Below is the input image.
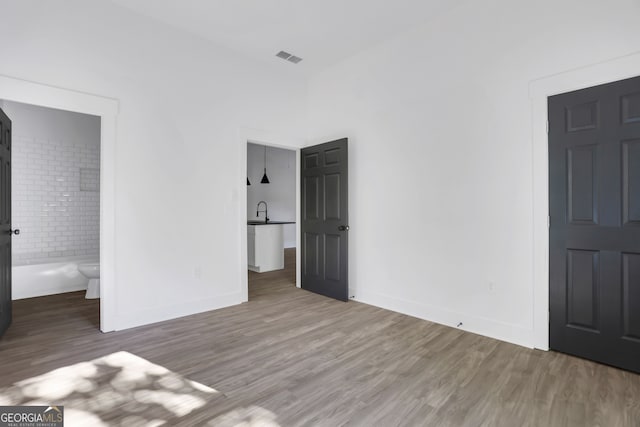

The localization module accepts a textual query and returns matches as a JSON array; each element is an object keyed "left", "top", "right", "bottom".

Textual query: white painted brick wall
[{"left": 5, "top": 102, "right": 101, "bottom": 265}]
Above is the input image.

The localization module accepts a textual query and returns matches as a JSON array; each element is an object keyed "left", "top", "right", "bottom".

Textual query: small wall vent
[{"left": 276, "top": 50, "right": 303, "bottom": 64}]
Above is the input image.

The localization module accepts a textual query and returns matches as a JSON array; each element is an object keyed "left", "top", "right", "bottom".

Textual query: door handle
[{"left": 338, "top": 225, "right": 349, "bottom": 231}]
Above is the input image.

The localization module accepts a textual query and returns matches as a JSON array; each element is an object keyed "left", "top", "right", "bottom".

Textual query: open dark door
[
  {"left": 0, "top": 108, "right": 12, "bottom": 337},
  {"left": 549, "top": 75, "right": 640, "bottom": 373},
  {"left": 301, "top": 138, "right": 349, "bottom": 301}
]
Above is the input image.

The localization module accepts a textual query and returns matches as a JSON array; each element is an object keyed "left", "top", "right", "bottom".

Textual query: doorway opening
[
  {"left": 0, "top": 74, "right": 117, "bottom": 333},
  {"left": 246, "top": 142, "right": 298, "bottom": 300},
  {"left": 239, "top": 132, "right": 350, "bottom": 304},
  {"left": 1, "top": 100, "right": 102, "bottom": 331}
]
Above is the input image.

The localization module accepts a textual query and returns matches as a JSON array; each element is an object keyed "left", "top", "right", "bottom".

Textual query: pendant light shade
[
  {"left": 261, "top": 146, "right": 270, "bottom": 184},
  {"left": 247, "top": 177, "right": 251, "bottom": 185}
]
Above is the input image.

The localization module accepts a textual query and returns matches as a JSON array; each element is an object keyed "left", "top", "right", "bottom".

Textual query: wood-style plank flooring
[{"left": 1, "top": 249, "right": 639, "bottom": 426}]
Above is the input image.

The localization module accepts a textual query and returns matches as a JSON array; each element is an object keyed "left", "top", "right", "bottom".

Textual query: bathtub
[{"left": 12, "top": 256, "right": 99, "bottom": 300}]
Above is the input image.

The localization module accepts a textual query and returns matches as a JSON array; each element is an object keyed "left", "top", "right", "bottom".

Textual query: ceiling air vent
[{"left": 275, "top": 50, "right": 303, "bottom": 64}]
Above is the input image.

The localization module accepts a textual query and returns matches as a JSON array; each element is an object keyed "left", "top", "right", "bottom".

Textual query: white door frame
[
  {"left": 238, "top": 128, "right": 305, "bottom": 301},
  {"left": 530, "top": 51, "right": 640, "bottom": 350},
  {"left": 0, "top": 74, "right": 118, "bottom": 332}
]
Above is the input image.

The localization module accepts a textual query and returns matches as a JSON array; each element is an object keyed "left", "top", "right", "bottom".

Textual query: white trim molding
[
  {"left": 355, "top": 290, "right": 534, "bottom": 349},
  {"left": 529, "top": 52, "right": 640, "bottom": 350},
  {"left": 115, "top": 292, "right": 243, "bottom": 331},
  {"left": 0, "top": 74, "right": 119, "bottom": 332}
]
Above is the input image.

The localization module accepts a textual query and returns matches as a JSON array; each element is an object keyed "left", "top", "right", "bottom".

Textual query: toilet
[{"left": 78, "top": 262, "right": 100, "bottom": 299}]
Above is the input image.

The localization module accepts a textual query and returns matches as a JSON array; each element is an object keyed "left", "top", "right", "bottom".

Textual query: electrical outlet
[{"left": 488, "top": 281, "right": 496, "bottom": 293}]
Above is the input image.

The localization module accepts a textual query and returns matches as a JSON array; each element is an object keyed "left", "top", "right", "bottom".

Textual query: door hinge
[
  {"left": 547, "top": 215, "right": 550, "bottom": 229},
  {"left": 546, "top": 120, "right": 549, "bottom": 134}
]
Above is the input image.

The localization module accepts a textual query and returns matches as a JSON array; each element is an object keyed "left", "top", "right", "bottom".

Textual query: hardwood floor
[{"left": 1, "top": 248, "right": 639, "bottom": 426}]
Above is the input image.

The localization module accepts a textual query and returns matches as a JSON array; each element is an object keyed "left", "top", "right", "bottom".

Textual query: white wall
[
  {"left": 5, "top": 0, "right": 639, "bottom": 344},
  {"left": 0, "top": 0, "right": 307, "bottom": 329},
  {"left": 247, "top": 143, "right": 296, "bottom": 247},
  {"left": 3, "top": 101, "right": 101, "bottom": 266},
  {"left": 307, "top": 0, "right": 640, "bottom": 348}
]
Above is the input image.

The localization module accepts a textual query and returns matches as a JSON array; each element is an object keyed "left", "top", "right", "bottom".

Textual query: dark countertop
[{"left": 247, "top": 221, "right": 296, "bottom": 225}]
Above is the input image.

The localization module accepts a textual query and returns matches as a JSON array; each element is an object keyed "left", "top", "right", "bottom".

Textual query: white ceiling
[{"left": 109, "top": 0, "right": 461, "bottom": 73}]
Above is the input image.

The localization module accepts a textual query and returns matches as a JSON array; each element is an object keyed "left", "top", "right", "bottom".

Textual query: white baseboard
[
  {"left": 114, "top": 292, "right": 243, "bottom": 331},
  {"left": 353, "top": 290, "right": 535, "bottom": 349}
]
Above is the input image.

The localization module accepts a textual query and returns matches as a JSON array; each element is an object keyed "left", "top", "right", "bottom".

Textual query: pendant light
[{"left": 260, "top": 145, "right": 270, "bottom": 184}]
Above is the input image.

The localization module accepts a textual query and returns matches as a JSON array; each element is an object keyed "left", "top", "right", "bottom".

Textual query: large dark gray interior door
[
  {"left": 301, "top": 138, "right": 349, "bottom": 301},
  {"left": 549, "top": 75, "right": 640, "bottom": 373},
  {"left": 0, "top": 108, "right": 12, "bottom": 337}
]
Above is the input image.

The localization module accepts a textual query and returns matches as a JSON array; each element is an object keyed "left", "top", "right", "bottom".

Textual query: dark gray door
[
  {"left": 301, "top": 138, "right": 349, "bottom": 301},
  {"left": 0, "top": 108, "right": 12, "bottom": 337},
  {"left": 549, "top": 75, "right": 640, "bottom": 373}
]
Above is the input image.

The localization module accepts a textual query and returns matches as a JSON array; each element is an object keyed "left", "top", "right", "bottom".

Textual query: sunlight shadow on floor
[
  {"left": 208, "top": 405, "right": 281, "bottom": 427},
  {"left": 0, "top": 351, "right": 221, "bottom": 426}
]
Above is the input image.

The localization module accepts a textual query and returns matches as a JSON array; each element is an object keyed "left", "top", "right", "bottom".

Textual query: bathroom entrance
[
  {"left": 0, "top": 100, "right": 102, "bottom": 336},
  {"left": 246, "top": 142, "right": 298, "bottom": 299}
]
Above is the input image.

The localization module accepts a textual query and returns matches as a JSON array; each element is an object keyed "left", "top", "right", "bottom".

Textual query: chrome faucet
[{"left": 256, "top": 201, "right": 269, "bottom": 223}]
